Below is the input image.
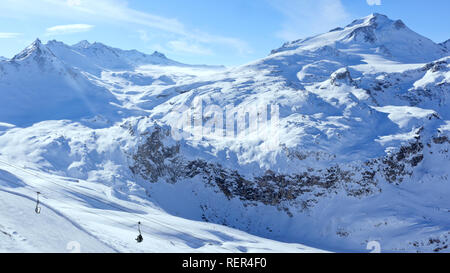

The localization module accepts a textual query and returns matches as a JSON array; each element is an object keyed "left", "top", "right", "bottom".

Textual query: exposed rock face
[
  {"left": 330, "top": 68, "right": 354, "bottom": 86},
  {"left": 130, "top": 125, "right": 438, "bottom": 216},
  {"left": 394, "top": 20, "right": 406, "bottom": 30},
  {"left": 354, "top": 57, "right": 450, "bottom": 110},
  {"left": 130, "top": 126, "right": 182, "bottom": 183},
  {"left": 347, "top": 25, "right": 377, "bottom": 43}
]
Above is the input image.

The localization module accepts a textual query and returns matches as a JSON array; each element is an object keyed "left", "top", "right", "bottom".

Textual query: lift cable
[{"left": 0, "top": 158, "right": 201, "bottom": 241}]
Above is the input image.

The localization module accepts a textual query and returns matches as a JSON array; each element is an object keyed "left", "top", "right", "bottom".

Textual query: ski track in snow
[{"left": 0, "top": 161, "right": 324, "bottom": 253}]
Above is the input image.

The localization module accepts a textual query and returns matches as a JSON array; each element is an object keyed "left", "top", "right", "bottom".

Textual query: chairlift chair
[
  {"left": 35, "top": 192, "right": 41, "bottom": 214},
  {"left": 136, "top": 221, "right": 143, "bottom": 243}
]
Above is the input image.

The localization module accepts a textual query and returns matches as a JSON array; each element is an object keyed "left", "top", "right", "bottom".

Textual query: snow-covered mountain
[
  {"left": 46, "top": 40, "right": 224, "bottom": 76},
  {"left": 0, "top": 14, "right": 449, "bottom": 253},
  {"left": 0, "top": 39, "right": 224, "bottom": 126},
  {"left": 46, "top": 40, "right": 185, "bottom": 75},
  {"left": 271, "top": 13, "right": 447, "bottom": 63},
  {"left": 125, "top": 14, "right": 450, "bottom": 252},
  {"left": 0, "top": 39, "right": 127, "bottom": 126}
]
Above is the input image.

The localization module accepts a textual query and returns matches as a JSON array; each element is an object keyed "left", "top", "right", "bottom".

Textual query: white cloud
[
  {"left": 0, "top": 33, "right": 21, "bottom": 39},
  {"left": 45, "top": 24, "right": 94, "bottom": 35},
  {"left": 167, "top": 40, "right": 214, "bottom": 56},
  {"left": 366, "top": 0, "right": 382, "bottom": 6},
  {"left": 269, "top": 0, "right": 350, "bottom": 41},
  {"left": 0, "top": 0, "right": 250, "bottom": 55}
]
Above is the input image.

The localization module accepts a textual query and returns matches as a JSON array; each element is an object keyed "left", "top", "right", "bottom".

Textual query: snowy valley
[{"left": 0, "top": 13, "right": 449, "bottom": 253}]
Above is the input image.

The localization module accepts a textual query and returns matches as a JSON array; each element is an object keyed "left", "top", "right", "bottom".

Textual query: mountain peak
[
  {"left": 73, "top": 40, "right": 92, "bottom": 48},
  {"left": 91, "top": 41, "right": 107, "bottom": 47},
  {"left": 270, "top": 13, "right": 445, "bottom": 63},
  {"left": 27, "top": 38, "right": 45, "bottom": 51},
  {"left": 344, "top": 13, "right": 408, "bottom": 43},
  {"left": 31, "top": 38, "right": 42, "bottom": 46},
  {"left": 367, "top": 12, "right": 389, "bottom": 21},
  {"left": 41, "top": 39, "right": 186, "bottom": 73},
  {"left": 12, "top": 38, "right": 56, "bottom": 61},
  {"left": 47, "top": 40, "right": 67, "bottom": 47},
  {"left": 345, "top": 13, "right": 390, "bottom": 28},
  {"left": 151, "top": 51, "right": 167, "bottom": 59},
  {"left": 367, "top": 13, "right": 406, "bottom": 29}
]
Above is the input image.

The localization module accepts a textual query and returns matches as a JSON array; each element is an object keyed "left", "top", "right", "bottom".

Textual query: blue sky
[{"left": 0, "top": 0, "right": 449, "bottom": 66}]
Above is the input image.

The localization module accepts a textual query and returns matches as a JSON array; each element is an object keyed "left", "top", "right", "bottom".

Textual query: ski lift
[
  {"left": 136, "top": 221, "right": 143, "bottom": 243},
  {"left": 35, "top": 192, "right": 41, "bottom": 214}
]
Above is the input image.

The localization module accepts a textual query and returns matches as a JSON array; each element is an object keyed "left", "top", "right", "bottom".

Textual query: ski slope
[{"left": 0, "top": 158, "right": 324, "bottom": 253}]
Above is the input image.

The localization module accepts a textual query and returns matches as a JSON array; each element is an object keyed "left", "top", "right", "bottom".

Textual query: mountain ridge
[
  {"left": 0, "top": 38, "right": 127, "bottom": 125},
  {"left": 441, "top": 39, "right": 450, "bottom": 51},
  {"left": 46, "top": 39, "right": 224, "bottom": 74},
  {"left": 46, "top": 39, "right": 181, "bottom": 74},
  {"left": 270, "top": 13, "right": 448, "bottom": 63}
]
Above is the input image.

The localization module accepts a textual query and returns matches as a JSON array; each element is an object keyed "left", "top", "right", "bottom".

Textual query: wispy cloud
[
  {"left": 168, "top": 40, "right": 214, "bottom": 56},
  {"left": 0, "top": 32, "right": 21, "bottom": 39},
  {"left": 45, "top": 24, "right": 94, "bottom": 35},
  {"left": 269, "top": 0, "right": 350, "bottom": 41},
  {"left": 0, "top": 0, "right": 250, "bottom": 56},
  {"left": 366, "top": 0, "right": 382, "bottom": 6}
]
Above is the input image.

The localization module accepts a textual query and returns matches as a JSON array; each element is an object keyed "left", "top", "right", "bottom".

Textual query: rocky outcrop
[
  {"left": 330, "top": 67, "right": 354, "bottom": 86},
  {"left": 130, "top": 125, "right": 440, "bottom": 216}
]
